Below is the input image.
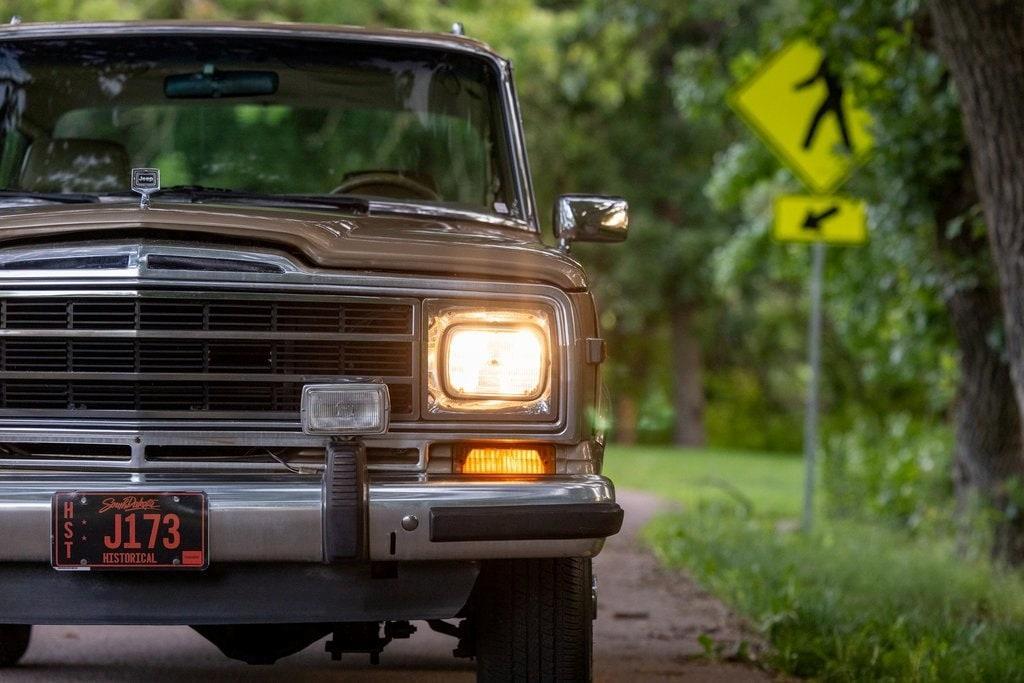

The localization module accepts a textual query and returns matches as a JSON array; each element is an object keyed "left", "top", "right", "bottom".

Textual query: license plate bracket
[{"left": 52, "top": 491, "right": 208, "bottom": 570}]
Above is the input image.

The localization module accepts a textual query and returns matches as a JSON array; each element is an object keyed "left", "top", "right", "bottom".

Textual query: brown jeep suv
[{"left": 0, "top": 20, "right": 627, "bottom": 681}]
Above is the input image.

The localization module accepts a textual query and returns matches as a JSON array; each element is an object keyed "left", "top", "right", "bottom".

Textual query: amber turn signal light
[{"left": 454, "top": 444, "right": 555, "bottom": 475}]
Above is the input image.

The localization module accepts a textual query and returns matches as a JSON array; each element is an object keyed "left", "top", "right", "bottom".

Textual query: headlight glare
[{"left": 444, "top": 325, "right": 546, "bottom": 399}]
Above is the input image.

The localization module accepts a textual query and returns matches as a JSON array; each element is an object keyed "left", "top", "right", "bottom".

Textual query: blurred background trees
[{"left": 5, "top": 0, "right": 1023, "bottom": 558}]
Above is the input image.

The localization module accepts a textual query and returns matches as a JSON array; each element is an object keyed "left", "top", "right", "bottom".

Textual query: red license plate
[{"left": 52, "top": 491, "right": 208, "bottom": 570}]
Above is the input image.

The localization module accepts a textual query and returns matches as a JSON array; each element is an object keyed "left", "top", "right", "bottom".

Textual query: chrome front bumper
[{"left": 0, "top": 473, "right": 620, "bottom": 563}]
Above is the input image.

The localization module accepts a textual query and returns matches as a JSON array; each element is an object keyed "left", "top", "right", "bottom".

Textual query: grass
[
  {"left": 607, "top": 444, "right": 1024, "bottom": 681},
  {"left": 603, "top": 444, "right": 805, "bottom": 518}
]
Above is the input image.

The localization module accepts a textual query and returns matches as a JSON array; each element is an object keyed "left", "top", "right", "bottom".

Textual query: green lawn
[
  {"left": 607, "top": 444, "right": 1024, "bottom": 681},
  {"left": 603, "top": 444, "right": 804, "bottom": 518}
]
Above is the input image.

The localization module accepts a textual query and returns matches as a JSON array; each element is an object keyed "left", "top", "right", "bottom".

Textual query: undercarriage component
[
  {"left": 193, "top": 620, "right": 418, "bottom": 666},
  {"left": 192, "top": 624, "right": 332, "bottom": 665},
  {"left": 325, "top": 621, "right": 417, "bottom": 665},
  {"left": 427, "top": 619, "right": 475, "bottom": 659},
  {"left": 0, "top": 625, "right": 30, "bottom": 667}
]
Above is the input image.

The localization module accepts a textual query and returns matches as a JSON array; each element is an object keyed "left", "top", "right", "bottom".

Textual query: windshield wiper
[
  {"left": 106, "top": 186, "right": 369, "bottom": 213},
  {"left": 0, "top": 190, "right": 99, "bottom": 204}
]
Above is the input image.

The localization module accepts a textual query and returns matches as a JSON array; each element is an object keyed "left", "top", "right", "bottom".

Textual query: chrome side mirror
[{"left": 554, "top": 195, "right": 629, "bottom": 250}]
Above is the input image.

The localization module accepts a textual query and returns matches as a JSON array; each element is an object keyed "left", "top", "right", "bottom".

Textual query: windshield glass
[{"left": 0, "top": 34, "right": 517, "bottom": 216}]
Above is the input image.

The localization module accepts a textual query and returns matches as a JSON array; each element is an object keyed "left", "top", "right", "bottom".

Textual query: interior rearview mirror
[
  {"left": 165, "top": 68, "right": 279, "bottom": 99},
  {"left": 554, "top": 195, "right": 629, "bottom": 248}
]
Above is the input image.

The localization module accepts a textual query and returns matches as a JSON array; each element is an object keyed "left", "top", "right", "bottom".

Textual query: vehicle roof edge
[{"left": 0, "top": 20, "right": 505, "bottom": 63}]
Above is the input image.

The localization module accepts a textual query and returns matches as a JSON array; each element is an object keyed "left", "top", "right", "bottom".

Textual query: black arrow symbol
[{"left": 802, "top": 205, "right": 840, "bottom": 231}]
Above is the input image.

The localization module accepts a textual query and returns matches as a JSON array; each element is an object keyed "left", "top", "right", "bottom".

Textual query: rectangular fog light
[{"left": 301, "top": 383, "right": 390, "bottom": 435}]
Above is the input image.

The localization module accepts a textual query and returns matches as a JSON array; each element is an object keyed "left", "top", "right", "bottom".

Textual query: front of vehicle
[{"left": 0, "top": 22, "right": 625, "bottom": 679}]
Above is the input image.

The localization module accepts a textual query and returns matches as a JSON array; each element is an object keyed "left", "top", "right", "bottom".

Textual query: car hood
[{"left": 0, "top": 203, "right": 588, "bottom": 290}]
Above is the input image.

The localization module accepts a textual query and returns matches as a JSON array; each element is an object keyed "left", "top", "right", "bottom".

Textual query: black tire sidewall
[{"left": 473, "top": 557, "right": 593, "bottom": 682}]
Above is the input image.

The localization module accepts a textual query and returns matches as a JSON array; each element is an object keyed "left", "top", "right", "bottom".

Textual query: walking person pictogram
[{"left": 794, "top": 57, "right": 852, "bottom": 153}]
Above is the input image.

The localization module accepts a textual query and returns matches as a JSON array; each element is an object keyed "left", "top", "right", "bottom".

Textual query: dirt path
[
  {"left": 594, "top": 489, "right": 769, "bottom": 681},
  {"left": 10, "top": 489, "right": 770, "bottom": 681}
]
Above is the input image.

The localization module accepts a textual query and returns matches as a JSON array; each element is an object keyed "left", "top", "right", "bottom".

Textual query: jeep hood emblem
[{"left": 130, "top": 167, "right": 160, "bottom": 210}]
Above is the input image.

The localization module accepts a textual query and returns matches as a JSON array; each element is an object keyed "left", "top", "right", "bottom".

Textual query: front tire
[
  {"left": 0, "top": 625, "right": 31, "bottom": 667},
  {"left": 472, "top": 558, "right": 593, "bottom": 682}
]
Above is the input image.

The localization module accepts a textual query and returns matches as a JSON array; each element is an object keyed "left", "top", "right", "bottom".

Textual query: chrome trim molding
[
  {"left": 0, "top": 474, "right": 324, "bottom": 562},
  {"left": 0, "top": 473, "right": 615, "bottom": 562},
  {"left": 366, "top": 200, "right": 530, "bottom": 231}
]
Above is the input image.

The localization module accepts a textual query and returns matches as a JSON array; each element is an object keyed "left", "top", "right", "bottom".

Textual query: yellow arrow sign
[
  {"left": 774, "top": 195, "right": 867, "bottom": 244},
  {"left": 729, "top": 39, "right": 874, "bottom": 194}
]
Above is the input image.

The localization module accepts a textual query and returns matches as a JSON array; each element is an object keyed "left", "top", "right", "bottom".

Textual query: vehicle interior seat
[{"left": 19, "top": 138, "right": 130, "bottom": 194}]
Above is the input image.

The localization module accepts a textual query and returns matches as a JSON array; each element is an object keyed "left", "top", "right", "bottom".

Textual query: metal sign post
[{"left": 802, "top": 241, "right": 825, "bottom": 531}]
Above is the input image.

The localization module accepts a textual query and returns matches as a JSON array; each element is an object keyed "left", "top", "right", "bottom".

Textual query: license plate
[{"left": 52, "top": 491, "right": 208, "bottom": 570}]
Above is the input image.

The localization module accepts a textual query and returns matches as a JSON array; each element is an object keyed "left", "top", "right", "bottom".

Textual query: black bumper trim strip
[{"left": 429, "top": 502, "right": 624, "bottom": 543}]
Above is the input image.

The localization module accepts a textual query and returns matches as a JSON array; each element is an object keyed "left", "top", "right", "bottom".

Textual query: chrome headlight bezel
[{"left": 425, "top": 301, "right": 557, "bottom": 419}]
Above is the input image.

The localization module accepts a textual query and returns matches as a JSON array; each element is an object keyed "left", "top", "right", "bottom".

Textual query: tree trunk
[
  {"left": 614, "top": 394, "right": 637, "bottom": 445},
  {"left": 932, "top": 162, "right": 1024, "bottom": 559},
  {"left": 671, "top": 303, "right": 706, "bottom": 447},
  {"left": 930, "top": 0, "right": 1024, "bottom": 563},
  {"left": 945, "top": 279, "right": 1024, "bottom": 560}
]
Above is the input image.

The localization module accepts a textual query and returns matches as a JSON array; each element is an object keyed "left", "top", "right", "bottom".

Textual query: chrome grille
[
  {"left": 0, "top": 292, "right": 417, "bottom": 421},
  {"left": 1, "top": 297, "right": 412, "bottom": 334}
]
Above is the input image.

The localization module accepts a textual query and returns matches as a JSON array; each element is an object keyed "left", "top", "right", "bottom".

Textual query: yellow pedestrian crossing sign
[
  {"left": 729, "top": 39, "right": 874, "bottom": 194},
  {"left": 774, "top": 195, "right": 867, "bottom": 244}
]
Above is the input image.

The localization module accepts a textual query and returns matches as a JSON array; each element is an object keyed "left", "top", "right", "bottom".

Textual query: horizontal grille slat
[
  {"left": 0, "top": 340, "right": 411, "bottom": 376},
  {"left": 2, "top": 297, "right": 413, "bottom": 335},
  {"left": 0, "top": 293, "right": 417, "bottom": 421},
  {"left": 0, "top": 380, "right": 414, "bottom": 416}
]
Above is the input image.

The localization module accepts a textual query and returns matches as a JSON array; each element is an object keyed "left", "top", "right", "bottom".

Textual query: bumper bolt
[{"left": 401, "top": 515, "right": 419, "bottom": 531}]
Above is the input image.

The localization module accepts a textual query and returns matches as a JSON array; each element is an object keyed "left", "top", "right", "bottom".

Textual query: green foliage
[
  {"left": 823, "top": 413, "right": 953, "bottom": 529},
  {"left": 705, "top": 368, "right": 802, "bottom": 452},
  {"left": 648, "top": 507, "right": 1024, "bottom": 681},
  {"left": 613, "top": 444, "right": 1024, "bottom": 681},
  {"left": 689, "top": 0, "right": 977, "bottom": 507},
  {"left": 665, "top": 0, "right": 964, "bottom": 458}
]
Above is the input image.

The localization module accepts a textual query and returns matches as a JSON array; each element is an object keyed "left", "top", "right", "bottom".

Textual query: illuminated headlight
[
  {"left": 445, "top": 325, "right": 546, "bottom": 399},
  {"left": 301, "top": 383, "right": 390, "bottom": 435},
  {"left": 427, "top": 306, "right": 554, "bottom": 415}
]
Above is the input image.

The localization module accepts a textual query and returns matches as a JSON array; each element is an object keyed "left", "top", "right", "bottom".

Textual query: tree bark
[
  {"left": 932, "top": 164, "right": 1024, "bottom": 560},
  {"left": 945, "top": 277, "right": 1024, "bottom": 560},
  {"left": 937, "top": 174, "right": 1024, "bottom": 557},
  {"left": 671, "top": 303, "right": 706, "bottom": 447},
  {"left": 930, "top": 0, "right": 1024, "bottom": 562},
  {"left": 614, "top": 394, "right": 638, "bottom": 445}
]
